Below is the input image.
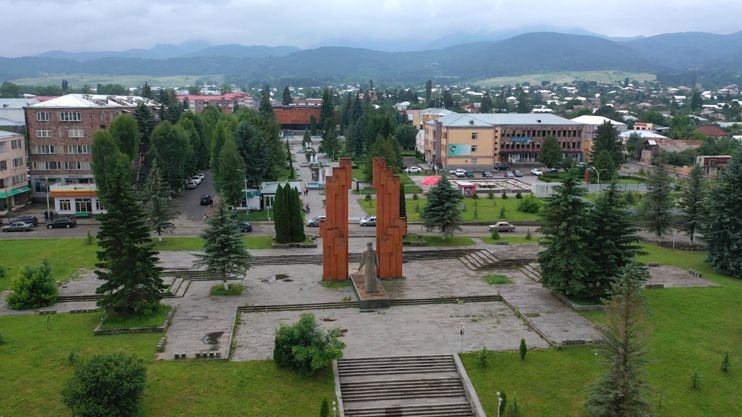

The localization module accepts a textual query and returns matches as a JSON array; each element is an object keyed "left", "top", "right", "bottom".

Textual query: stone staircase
[
  {"left": 520, "top": 263, "right": 541, "bottom": 282},
  {"left": 337, "top": 355, "right": 477, "bottom": 417},
  {"left": 459, "top": 249, "right": 532, "bottom": 270}
]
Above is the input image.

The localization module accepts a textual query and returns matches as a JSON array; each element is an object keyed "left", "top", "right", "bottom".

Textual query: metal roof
[
  {"left": 29, "top": 94, "right": 147, "bottom": 108},
  {"left": 428, "top": 113, "right": 583, "bottom": 128}
]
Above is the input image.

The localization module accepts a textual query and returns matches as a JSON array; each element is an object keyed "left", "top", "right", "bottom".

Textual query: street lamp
[
  {"left": 497, "top": 391, "right": 502, "bottom": 417},
  {"left": 236, "top": 168, "right": 248, "bottom": 219},
  {"left": 332, "top": 400, "right": 337, "bottom": 417},
  {"left": 590, "top": 167, "right": 607, "bottom": 193},
  {"left": 460, "top": 322, "right": 465, "bottom": 352}
]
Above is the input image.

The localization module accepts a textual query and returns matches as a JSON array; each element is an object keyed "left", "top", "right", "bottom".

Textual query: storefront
[{"left": 49, "top": 184, "right": 105, "bottom": 215}]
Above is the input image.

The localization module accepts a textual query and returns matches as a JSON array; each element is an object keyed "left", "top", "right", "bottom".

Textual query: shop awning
[{"left": 0, "top": 186, "right": 31, "bottom": 199}]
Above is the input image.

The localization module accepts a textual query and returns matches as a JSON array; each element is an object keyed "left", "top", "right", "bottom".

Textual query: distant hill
[
  {"left": 181, "top": 44, "right": 301, "bottom": 58},
  {"left": 35, "top": 41, "right": 211, "bottom": 61},
  {"left": 623, "top": 31, "right": 742, "bottom": 68}
]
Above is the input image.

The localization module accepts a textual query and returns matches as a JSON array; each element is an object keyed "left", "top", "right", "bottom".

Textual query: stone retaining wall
[
  {"left": 554, "top": 293, "right": 603, "bottom": 312},
  {"left": 93, "top": 306, "right": 177, "bottom": 336}
]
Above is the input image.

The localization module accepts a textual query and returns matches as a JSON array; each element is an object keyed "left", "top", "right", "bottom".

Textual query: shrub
[
  {"left": 515, "top": 192, "right": 522, "bottom": 199},
  {"left": 62, "top": 352, "right": 147, "bottom": 417},
  {"left": 274, "top": 313, "right": 346, "bottom": 376},
  {"left": 690, "top": 370, "right": 701, "bottom": 389},
  {"left": 0, "top": 332, "right": 4, "bottom": 346},
  {"left": 320, "top": 398, "right": 330, "bottom": 417},
  {"left": 364, "top": 193, "right": 372, "bottom": 202},
  {"left": 517, "top": 195, "right": 541, "bottom": 214},
  {"left": 519, "top": 338, "right": 527, "bottom": 360},
  {"left": 0, "top": 264, "right": 6, "bottom": 277},
  {"left": 499, "top": 206, "right": 507, "bottom": 219},
  {"left": 6, "top": 259, "right": 58, "bottom": 310},
  {"left": 501, "top": 192, "right": 508, "bottom": 199},
  {"left": 476, "top": 347, "right": 491, "bottom": 368},
  {"left": 67, "top": 348, "right": 80, "bottom": 366},
  {"left": 510, "top": 396, "right": 521, "bottom": 417},
  {"left": 525, "top": 229, "right": 533, "bottom": 240},
  {"left": 209, "top": 283, "right": 243, "bottom": 296},
  {"left": 471, "top": 193, "right": 479, "bottom": 200},
  {"left": 499, "top": 391, "right": 508, "bottom": 416},
  {"left": 487, "top": 191, "right": 494, "bottom": 199},
  {"left": 490, "top": 228, "right": 500, "bottom": 240},
  {"left": 721, "top": 351, "right": 731, "bottom": 372},
  {"left": 85, "top": 230, "right": 95, "bottom": 245},
  {"left": 412, "top": 193, "right": 419, "bottom": 200}
]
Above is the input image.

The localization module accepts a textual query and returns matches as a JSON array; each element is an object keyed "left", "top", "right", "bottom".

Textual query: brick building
[
  {"left": 24, "top": 94, "right": 149, "bottom": 199},
  {"left": 177, "top": 92, "right": 254, "bottom": 113},
  {"left": 0, "top": 131, "right": 31, "bottom": 209},
  {"left": 274, "top": 106, "right": 322, "bottom": 130}
]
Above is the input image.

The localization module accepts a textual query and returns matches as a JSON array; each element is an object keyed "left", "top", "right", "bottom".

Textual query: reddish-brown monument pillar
[
  {"left": 320, "top": 158, "right": 353, "bottom": 280},
  {"left": 373, "top": 158, "right": 406, "bottom": 279}
]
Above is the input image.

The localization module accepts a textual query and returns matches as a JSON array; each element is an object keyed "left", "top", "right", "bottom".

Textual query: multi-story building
[
  {"left": 177, "top": 92, "right": 254, "bottom": 113},
  {"left": 424, "top": 113, "right": 588, "bottom": 169},
  {"left": 24, "top": 94, "right": 148, "bottom": 199},
  {"left": 0, "top": 130, "right": 31, "bottom": 209},
  {"left": 0, "top": 98, "right": 40, "bottom": 131}
]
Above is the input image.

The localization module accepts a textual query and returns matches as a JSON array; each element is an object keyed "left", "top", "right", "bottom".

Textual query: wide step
[{"left": 344, "top": 403, "right": 474, "bottom": 417}]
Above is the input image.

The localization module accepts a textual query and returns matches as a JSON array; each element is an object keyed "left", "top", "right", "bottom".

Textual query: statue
[{"left": 358, "top": 242, "right": 379, "bottom": 293}]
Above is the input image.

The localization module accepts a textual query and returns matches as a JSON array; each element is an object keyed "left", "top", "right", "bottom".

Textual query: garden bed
[{"left": 94, "top": 305, "right": 175, "bottom": 335}]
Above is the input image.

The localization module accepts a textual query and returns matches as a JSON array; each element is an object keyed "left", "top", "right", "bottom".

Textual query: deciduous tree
[
  {"left": 216, "top": 137, "right": 246, "bottom": 207},
  {"left": 6, "top": 260, "right": 57, "bottom": 310},
  {"left": 538, "top": 135, "right": 562, "bottom": 169},
  {"left": 109, "top": 114, "right": 141, "bottom": 163}
]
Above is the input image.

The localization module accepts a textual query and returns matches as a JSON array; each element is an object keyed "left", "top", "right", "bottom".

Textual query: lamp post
[
  {"left": 236, "top": 168, "right": 248, "bottom": 219},
  {"left": 45, "top": 176, "right": 51, "bottom": 219},
  {"left": 590, "top": 167, "right": 607, "bottom": 193},
  {"left": 460, "top": 322, "right": 465, "bottom": 352},
  {"left": 332, "top": 400, "right": 337, "bottom": 417},
  {"left": 497, "top": 391, "right": 502, "bottom": 417}
]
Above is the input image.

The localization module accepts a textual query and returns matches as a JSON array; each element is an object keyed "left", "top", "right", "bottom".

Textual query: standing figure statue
[{"left": 358, "top": 241, "right": 379, "bottom": 293}]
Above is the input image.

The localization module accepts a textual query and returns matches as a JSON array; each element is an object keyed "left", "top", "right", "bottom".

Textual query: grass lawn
[
  {"left": 413, "top": 235, "right": 475, "bottom": 246},
  {"left": 100, "top": 305, "right": 172, "bottom": 330},
  {"left": 466, "top": 243, "right": 742, "bottom": 416},
  {"left": 152, "top": 236, "right": 274, "bottom": 251},
  {"left": 481, "top": 274, "right": 512, "bottom": 285},
  {"left": 479, "top": 235, "right": 539, "bottom": 245},
  {"left": 360, "top": 197, "right": 541, "bottom": 222},
  {"left": 209, "top": 283, "right": 243, "bottom": 296},
  {"left": 321, "top": 280, "right": 352, "bottom": 288},
  {"left": 0, "top": 313, "right": 335, "bottom": 416}
]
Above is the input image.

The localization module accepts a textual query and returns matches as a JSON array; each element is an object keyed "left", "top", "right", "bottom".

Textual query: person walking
[{"left": 43, "top": 210, "right": 49, "bottom": 222}]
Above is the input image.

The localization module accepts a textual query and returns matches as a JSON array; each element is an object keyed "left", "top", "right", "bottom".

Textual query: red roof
[
  {"left": 274, "top": 106, "right": 321, "bottom": 125},
  {"left": 695, "top": 125, "right": 727, "bottom": 137},
  {"left": 177, "top": 92, "right": 251, "bottom": 102}
]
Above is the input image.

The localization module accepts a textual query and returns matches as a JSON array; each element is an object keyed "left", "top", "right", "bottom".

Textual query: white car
[
  {"left": 186, "top": 180, "right": 198, "bottom": 189},
  {"left": 359, "top": 216, "right": 377, "bottom": 227},
  {"left": 197, "top": 172, "right": 206, "bottom": 181},
  {"left": 488, "top": 222, "right": 516, "bottom": 232},
  {"left": 190, "top": 175, "right": 202, "bottom": 184},
  {"left": 405, "top": 166, "right": 423, "bottom": 173},
  {"left": 531, "top": 168, "right": 543, "bottom": 176}
]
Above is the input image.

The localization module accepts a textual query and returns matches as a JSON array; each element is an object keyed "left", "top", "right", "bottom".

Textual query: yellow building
[
  {"left": 424, "top": 113, "right": 588, "bottom": 169},
  {"left": 412, "top": 108, "right": 454, "bottom": 130}
]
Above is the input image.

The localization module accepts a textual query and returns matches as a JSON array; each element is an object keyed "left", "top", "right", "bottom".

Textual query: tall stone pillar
[
  {"left": 373, "top": 158, "right": 406, "bottom": 279},
  {"left": 320, "top": 159, "right": 352, "bottom": 280}
]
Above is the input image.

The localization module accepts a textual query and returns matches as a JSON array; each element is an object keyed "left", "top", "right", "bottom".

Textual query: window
[
  {"left": 64, "top": 161, "right": 90, "bottom": 170},
  {"left": 12, "top": 157, "right": 23, "bottom": 168},
  {"left": 471, "top": 158, "right": 478, "bottom": 165},
  {"left": 68, "top": 129, "right": 84, "bottom": 138},
  {"left": 75, "top": 198, "right": 92, "bottom": 213},
  {"left": 471, "top": 145, "right": 478, "bottom": 153},
  {"left": 11, "top": 173, "right": 26, "bottom": 185},
  {"left": 471, "top": 133, "right": 478, "bottom": 140},
  {"left": 32, "top": 161, "right": 61, "bottom": 170},
  {"left": 37, "top": 112, "right": 49, "bottom": 122},
  {"left": 0, "top": 161, "right": 6, "bottom": 171},
  {"left": 32, "top": 145, "right": 57, "bottom": 154},
  {"left": 59, "top": 199, "right": 72, "bottom": 211},
  {"left": 95, "top": 200, "right": 105, "bottom": 211},
  {"left": 60, "top": 112, "right": 82, "bottom": 122},
  {"left": 36, "top": 129, "right": 52, "bottom": 138},
  {"left": 67, "top": 145, "right": 89, "bottom": 154},
  {"left": 11, "top": 139, "right": 22, "bottom": 150}
]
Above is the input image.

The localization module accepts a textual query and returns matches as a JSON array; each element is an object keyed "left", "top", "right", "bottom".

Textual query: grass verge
[
  {"left": 100, "top": 305, "right": 172, "bottom": 330},
  {"left": 209, "top": 283, "right": 243, "bottom": 296},
  {"left": 417, "top": 235, "right": 475, "bottom": 246},
  {"left": 361, "top": 197, "right": 541, "bottom": 222},
  {"left": 479, "top": 235, "right": 539, "bottom": 245},
  {"left": 152, "top": 236, "right": 274, "bottom": 251},
  {"left": 321, "top": 280, "right": 352, "bottom": 288},
  {"left": 481, "top": 274, "right": 512, "bottom": 285}
]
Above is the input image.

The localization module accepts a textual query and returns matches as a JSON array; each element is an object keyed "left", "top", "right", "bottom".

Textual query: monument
[
  {"left": 358, "top": 242, "right": 379, "bottom": 293},
  {"left": 373, "top": 158, "right": 406, "bottom": 279},
  {"left": 319, "top": 158, "right": 352, "bottom": 280}
]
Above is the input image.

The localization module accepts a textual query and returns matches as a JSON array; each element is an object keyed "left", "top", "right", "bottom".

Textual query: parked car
[
  {"left": 190, "top": 175, "right": 202, "bottom": 185},
  {"left": 47, "top": 218, "right": 77, "bottom": 229},
  {"left": 504, "top": 171, "right": 515, "bottom": 178},
  {"left": 464, "top": 171, "right": 475, "bottom": 178},
  {"left": 197, "top": 172, "right": 206, "bottom": 181},
  {"left": 359, "top": 216, "right": 377, "bottom": 227},
  {"left": 306, "top": 215, "right": 326, "bottom": 227},
  {"left": 2, "top": 221, "right": 34, "bottom": 232},
  {"left": 494, "top": 162, "right": 510, "bottom": 171},
  {"left": 14, "top": 215, "right": 38, "bottom": 226},
  {"left": 454, "top": 169, "right": 467, "bottom": 178},
  {"left": 549, "top": 167, "right": 558, "bottom": 173},
  {"left": 405, "top": 166, "right": 423, "bottom": 173},
  {"left": 236, "top": 221, "right": 253, "bottom": 232},
  {"left": 186, "top": 180, "right": 198, "bottom": 189},
  {"left": 513, "top": 170, "right": 523, "bottom": 177},
  {"left": 531, "top": 168, "right": 543, "bottom": 176},
  {"left": 200, "top": 195, "right": 213, "bottom": 206},
  {"left": 482, "top": 171, "right": 493, "bottom": 178},
  {"left": 488, "top": 222, "right": 516, "bottom": 232}
]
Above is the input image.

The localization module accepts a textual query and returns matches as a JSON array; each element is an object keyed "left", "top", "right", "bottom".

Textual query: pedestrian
[
  {"left": 49, "top": 211, "right": 55, "bottom": 221},
  {"left": 44, "top": 210, "right": 49, "bottom": 222}
]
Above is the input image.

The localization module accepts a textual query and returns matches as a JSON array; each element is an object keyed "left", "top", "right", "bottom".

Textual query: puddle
[
  {"left": 275, "top": 274, "right": 289, "bottom": 280},
  {"left": 202, "top": 331, "right": 224, "bottom": 345},
  {"left": 323, "top": 318, "right": 336, "bottom": 322},
  {"left": 283, "top": 279, "right": 293, "bottom": 282}
]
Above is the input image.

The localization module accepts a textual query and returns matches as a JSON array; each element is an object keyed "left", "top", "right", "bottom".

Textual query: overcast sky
[{"left": 2, "top": 0, "right": 742, "bottom": 56}]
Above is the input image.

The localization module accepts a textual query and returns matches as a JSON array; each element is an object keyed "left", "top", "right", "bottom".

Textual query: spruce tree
[
  {"left": 319, "top": 87, "right": 335, "bottom": 129},
  {"left": 274, "top": 185, "right": 292, "bottom": 243},
  {"left": 282, "top": 86, "right": 292, "bottom": 105},
  {"left": 679, "top": 165, "right": 706, "bottom": 246},
  {"left": 289, "top": 187, "right": 306, "bottom": 243},
  {"left": 133, "top": 102, "right": 156, "bottom": 155},
  {"left": 194, "top": 200, "right": 253, "bottom": 289},
  {"left": 216, "top": 137, "right": 246, "bottom": 207},
  {"left": 399, "top": 184, "right": 407, "bottom": 236},
  {"left": 587, "top": 182, "right": 646, "bottom": 300},
  {"left": 141, "top": 82, "right": 153, "bottom": 99},
  {"left": 592, "top": 150, "right": 617, "bottom": 183},
  {"left": 319, "top": 125, "right": 341, "bottom": 160},
  {"left": 703, "top": 155, "right": 742, "bottom": 277},
  {"left": 591, "top": 122, "right": 623, "bottom": 169},
  {"left": 586, "top": 262, "right": 654, "bottom": 417},
  {"left": 143, "top": 160, "right": 179, "bottom": 242},
  {"left": 303, "top": 128, "right": 312, "bottom": 148},
  {"left": 421, "top": 176, "right": 462, "bottom": 240},
  {"left": 310, "top": 115, "right": 317, "bottom": 135},
  {"left": 537, "top": 169, "right": 595, "bottom": 299},
  {"left": 96, "top": 153, "right": 165, "bottom": 318},
  {"left": 643, "top": 163, "right": 673, "bottom": 242}
]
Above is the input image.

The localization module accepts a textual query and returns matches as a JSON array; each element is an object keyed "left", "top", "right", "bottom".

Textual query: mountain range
[{"left": 2, "top": 30, "right": 742, "bottom": 86}]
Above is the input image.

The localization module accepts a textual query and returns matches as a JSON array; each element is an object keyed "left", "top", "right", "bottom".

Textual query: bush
[
  {"left": 517, "top": 195, "right": 541, "bottom": 214},
  {"left": 274, "top": 313, "right": 346, "bottom": 376},
  {"left": 320, "top": 398, "right": 330, "bottom": 417},
  {"left": 0, "top": 264, "right": 6, "bottom": 277},
  {"left": 721, "top": 351, "right": 731, "bottom": 372},
  {"left": 519, "top": 338, "right": 527, "bottom": 360},
  {"left": 67, "top": 348, "right": 80, "bottom": 366},
  {"left": 471, "top": 193, "right": 479, "bottom": 200},
  {"left": 690, "top": 370, "right": 701, "bottom": 389},
  {"left": 501, "top": 192, "right": 508, "bottom": 199},
  {"left": 0, "top": 332, "right": 4, "bottom": 346},
  {"left": 499, "top": 391, "right": 508, "bottom": 416},
  {"left": 85, "top": 230, "right": 95, "bottom": 245},
  {"left": 364, "top": 193, "right": 372, "bottom": 202},
  {"left": 6, "top": 259, "right": 58, "bottom": 310},
  {"left": 525, "top": 229, "right": 533, "bottom": 240},
  {"left": 487, "top": 191, "right": 494, "bottom": 199},
  {"left": 476, "top": 347, "right": 491, "bottom": 368},
  {"left": 515, "top": 192, "right": 522, "bottom": 199},
  {"left": 499, "top": 206, "right": 507, "bottom": 219},
  {"left": 412, "top": 193, "right": 419, "bottom": 200},
  {"left": 490, "top": 228, "right": 500, "bottom": 240},
  {"left": 62, "top": 352, "right": 147, "bottom": 417}
]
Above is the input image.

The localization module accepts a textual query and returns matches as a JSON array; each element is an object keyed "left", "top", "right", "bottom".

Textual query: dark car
[
  {"left": 482, "top": 171, "right": 493, "bottom": 178},
  {"left": 200, "top": 194, "right": 213, "bottom": 206},
  {"left": 237, "top": 221, "right": 252, "bottom": 232},
  {"left": 47, "top": 218, "right": 77, "bottom": 229},
  {"left": 14, "top": 215, "right": 38, "bottom": 226},
  {"left": 513, "top": 170, "right": 523, "bottom": 177},
  {"left": 494, "top": 162, "right": 511, "bottom": 171},
  {"left": 464, "top": 171, "right": 475, "bottom": 178}
]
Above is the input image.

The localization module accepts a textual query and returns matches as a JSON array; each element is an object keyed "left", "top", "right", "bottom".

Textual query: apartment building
[
  {"left": 24, "top": 94, "right": 147, "bottom": 198},
  {"left": 177, "top": 92, "right": 254, "bottom": 113},
  {"left": 0, "top": 131, "right": 31, "bottom": 209},
  {"left": 424, "top": 113, "right": 588, "bottom": 169}
]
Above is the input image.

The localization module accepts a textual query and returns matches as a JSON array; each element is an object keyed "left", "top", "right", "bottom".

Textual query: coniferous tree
[
  {"left": 289, "top": 187, "right": 306, "bottom": 243},
  {"left": 310, "top": 115, "right": 317, "bottom": 135},
  {"left": 425, "top": 80, "right": 432, "bottom": 104},
  {"left": 282, "top": 86, "right": 292, "bottom": 105},
  {"left": 586, "top": 262, "right": 654, "bottom": 417},
  {"left": 591, "top": 122, "right": 623, "bottom": 168},
  {"left": 587, "top": 182, "right": 646, "bottom": 300},
  {"left": 643, "top": 164, "right": 673, "bottom": 242},
  {"left": 194, "top": 200, "right": 253, "bottom": 289},
  {"left": 349, "top": 94, "right": 363, "bottom": 125},
  {"left": 537, "top": 169, "right": 595, "bottom": 299},
  {"left": 538, "top": 135, "right": 562, "bottom": 169},
  {"left": 133, "top": 103, "right": 156, "bottom": 155},
  {"left": 96, "top": 153, "right": 165, "bottom": 318},
  {"left": 141, "top": 82, "right": 153, "bottom": 99},
  {"left": 341, "top": 92, "right": 352, "bottom": 127},
  {"left": 399, "top": 184, "right": 407, "bottom": 236},
  {"left": 516, "top": 87, "right": 532, "bottom": 113},
  {"left": 61, "top": 79, "right": 69, "bottom": 91},
  {"left": 302, "top": 128, "right": 312, "bottom": 148},
  {"left": 319, "top": 87, "right": 335, "bottom": 130},
  {"left": 274, "top": 185, "right": 292, "bottom": 243},
  {"left": 143, "top": 160, "right": 179, "bottom": 242},
  {"left": 319, "top": 125, "right": 341, "bottom": 160},
  {"left": 593, "top": 150, "right": 618, "bottom": 182},
  {"left": 259, "top": 85, "right": 273, "bottom": 117},
  {"left": 216, "top": 137, "right": 246, "bottom": 208},
  {"left": 679, "top": 165, "right": 706, "bottom": 246},
  {"left": 363, "top": 135, "right": 401, "bottom": 183},
  {"left": 110, "top": 114, "right": 141, "bottom": 163},
  {"left": 421, "top": 176, "right": 462, "bottom": 240},
  {"left": 703, "top": 155, "right": 742, "bottom": 277}
]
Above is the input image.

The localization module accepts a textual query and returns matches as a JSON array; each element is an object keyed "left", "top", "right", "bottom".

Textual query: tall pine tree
[
  {"left": 643, "top": 164, "right": 673, "bottom": 241},
  {"left": 421, "top": 176, "right": 462, "bottom": 240},
  {"left": 143, "top": 160, "right": 179, "bottom": 242},
  {"left": 703, "top": 154, "right": 742, "bottom": 277},
  {"left": 679, "top": 165, "right": 706, "bottom": 246},
  {"left": 273, "top": 185, "right": 292, "bottom": 243},
  {"left": 95, "top": 153, "right": 165, "bottom": 318},
  {"left": 133, "top": 103, "right": 156, "bottom": 156},
  {"left": 282, "top": 86, "right": 292, "bottom": 105},
  {"left": 289, "top": 187, "right": 306, "bottom": 243},
  {"left": 591, "top": 122, "right": 623, "bottom": 169},
  {"left": 537, "top": 169, "right": 595, "bottom": 300}
]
